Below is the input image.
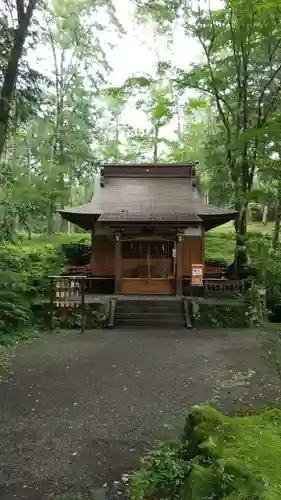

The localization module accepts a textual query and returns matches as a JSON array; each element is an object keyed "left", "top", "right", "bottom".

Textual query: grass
[
  {"left": 206, "top": 221, "right": 273, "bottom": 262},
  {"left": 19, "top": 232, "right": 91, "bottom": 249}
]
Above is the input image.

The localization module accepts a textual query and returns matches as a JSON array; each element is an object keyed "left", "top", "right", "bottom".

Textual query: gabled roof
[{"left": 60, "top": 163, "right": 237, "bottom": 230}]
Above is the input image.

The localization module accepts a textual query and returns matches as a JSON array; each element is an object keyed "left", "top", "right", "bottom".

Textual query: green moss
[
  {"left": 180, "top": 464, "right": 223, "bottom": 500},
  {"left": 130, "top": 405, "right": 281, "bottom": 500},
  {"left": 183, "top": 405, "right": 281, "bottom": 500},
  {"left": 183, "top": 405, "right": 224, "bottom": 458}
]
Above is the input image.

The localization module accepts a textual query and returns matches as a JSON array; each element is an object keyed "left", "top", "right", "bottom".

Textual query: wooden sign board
[{"left": 191, "top": 264, "right": 204, "bottom": 286}]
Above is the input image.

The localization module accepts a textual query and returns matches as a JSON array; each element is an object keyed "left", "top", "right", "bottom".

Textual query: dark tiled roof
[{"left": 60, "top": 176, "right": 237, "bottom": 229}]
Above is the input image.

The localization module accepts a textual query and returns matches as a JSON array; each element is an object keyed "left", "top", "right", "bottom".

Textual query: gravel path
[{"left": 0, "top": 328, "right": 274, "bottom": 499}]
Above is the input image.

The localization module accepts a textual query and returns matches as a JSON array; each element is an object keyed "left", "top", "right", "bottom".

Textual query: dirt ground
[{"left": 0, "top": 328, "right": 279, "bottom": 500}]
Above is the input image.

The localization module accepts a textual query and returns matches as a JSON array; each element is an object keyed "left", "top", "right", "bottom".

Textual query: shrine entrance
[{"left": 120, "top": 240, "right": 176, "bottom": 294}]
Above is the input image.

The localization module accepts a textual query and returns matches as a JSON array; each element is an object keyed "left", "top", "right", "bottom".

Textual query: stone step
[
  {"left": 114, "top": 299, "right": 185, "bottom": 329},
  {"left": 115, "top": 306, "right": 180, "bottom": 314},
  {"left": 116, "top": 301, "right": 182, "bottom": 308},
  {"left": 114, "top": 323, "right": 186, "bottom": 332},
  {"left": 115, "top": 315, "right": 185, "bottom": 324},
  {"left": 115, "top": 320, "right": 185, "bottom": 328},
  {"left": 116, "top": 303, "right": 182, "bottom": 310},
  {"left": 116, "top": 312, "right": 183, "bottom": 319}
]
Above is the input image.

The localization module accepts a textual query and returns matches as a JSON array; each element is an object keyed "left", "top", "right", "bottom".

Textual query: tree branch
[{"left": 257, "top": 66, "right": 281, "bottom": 127}]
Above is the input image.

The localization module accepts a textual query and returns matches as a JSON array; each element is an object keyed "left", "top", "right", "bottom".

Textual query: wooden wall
[
  {"left": 91, "top": 235, "right": 115, "bottom": 275},
  {"left": 182, "top": 236, "right": 203, "bottom": 276},
  {"left": 120, "top": 278, "right": 174, "bottom": 294},
  {"left": 91, "top": 233, "right": 204, "bottom": 278}
]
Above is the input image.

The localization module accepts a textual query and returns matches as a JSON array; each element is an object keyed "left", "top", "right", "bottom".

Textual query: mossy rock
[
  {"left": 183, "top": 405, "right": 224, "bottom": 459},
  {"left": 182, "top": 405, "right": 281, "bottom": 500}
]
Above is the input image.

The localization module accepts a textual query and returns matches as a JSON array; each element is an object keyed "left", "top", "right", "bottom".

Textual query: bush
[
  {"left": 0, "top": 246, "right": 30, "bottom": 338},
  {"left": 247, "top": 239, "right": 281, "bottom": 322},
  {"left": 62, "top": 243, "right": 91, "bottom": 267},
  {"left": 0, "top": 243, "right": 64, "bottom": 344}
]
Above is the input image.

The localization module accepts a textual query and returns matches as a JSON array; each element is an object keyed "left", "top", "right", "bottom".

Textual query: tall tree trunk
[
  {"left": 204, "top": 188, "right": 209, "bottom": 204},
  {"left": 47, "top": 202, "right": 55, "bottom": 235},
  {"left": 0, "top": 0, "right": 37, "bottom": 160},
  {"left": 273, "top": 178, "right": 281, "bottom": 248},
  {"left": 262, "top": 204, "right": 268, "bottom": 225},
  {"left": 234, "top": 203, "right": 248, "bottom": 275}
]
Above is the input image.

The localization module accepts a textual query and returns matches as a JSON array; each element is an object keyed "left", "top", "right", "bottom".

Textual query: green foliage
[
  {"left": 0, "top": 242, "right": 64, "bottom": 344},
  {"left": 130, "top": 440, "right": 189, "bottom": 500},
  {"left": 0, "top": 246, "right": 31, "bottom": 336},
  {"left": 130, "top": 405, "right": 281, "bottom": 500},
  {"left": 136, "top": 0, "right": 281, "bottom": 246},
  {"left": 247, "top": 238, "right": 281, "bottom": 321},
  {"left": 205, "top": 231, "right": 236, "bottom": 263},
  {"left": 0, "top": 0, "right": 122, "bottom": 240},
  {"left": 193, "top": 301, "right": 248, "bottom": 329}
]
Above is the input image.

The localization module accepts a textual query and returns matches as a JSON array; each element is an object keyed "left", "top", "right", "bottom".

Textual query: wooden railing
[
  {"left": 50, "top": 276, "right": 115, "bottom": 306},
  {"left": 204, "top": 279, "right": 245, "bottom": 295},
  {"left": 182, "top": 278, "right": 246, "bottom": 297}
]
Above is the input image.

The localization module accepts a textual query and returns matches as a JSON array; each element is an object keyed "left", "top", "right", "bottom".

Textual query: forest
[
  {"left": 1, "top": 0, "right": 281, "bottom": 243},
  {"left": 2, "top": 0, "right": 281, "bottom": 337},
  {"left": 2, "top": 2, "right": 281, "bottom": 500}
]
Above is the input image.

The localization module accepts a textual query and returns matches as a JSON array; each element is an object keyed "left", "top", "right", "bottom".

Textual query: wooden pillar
[
  {"left": 115, "top": 232, "right": 121, "bottom": 294},
  {"left": 201, "top": 224, "right": 205, "bottom": 265},
  {"left": 176, "top": 230, "right": 184, "bottom": 295},
  {"left": 91, "top": 227, "right": 95, "bottom": 268}
]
